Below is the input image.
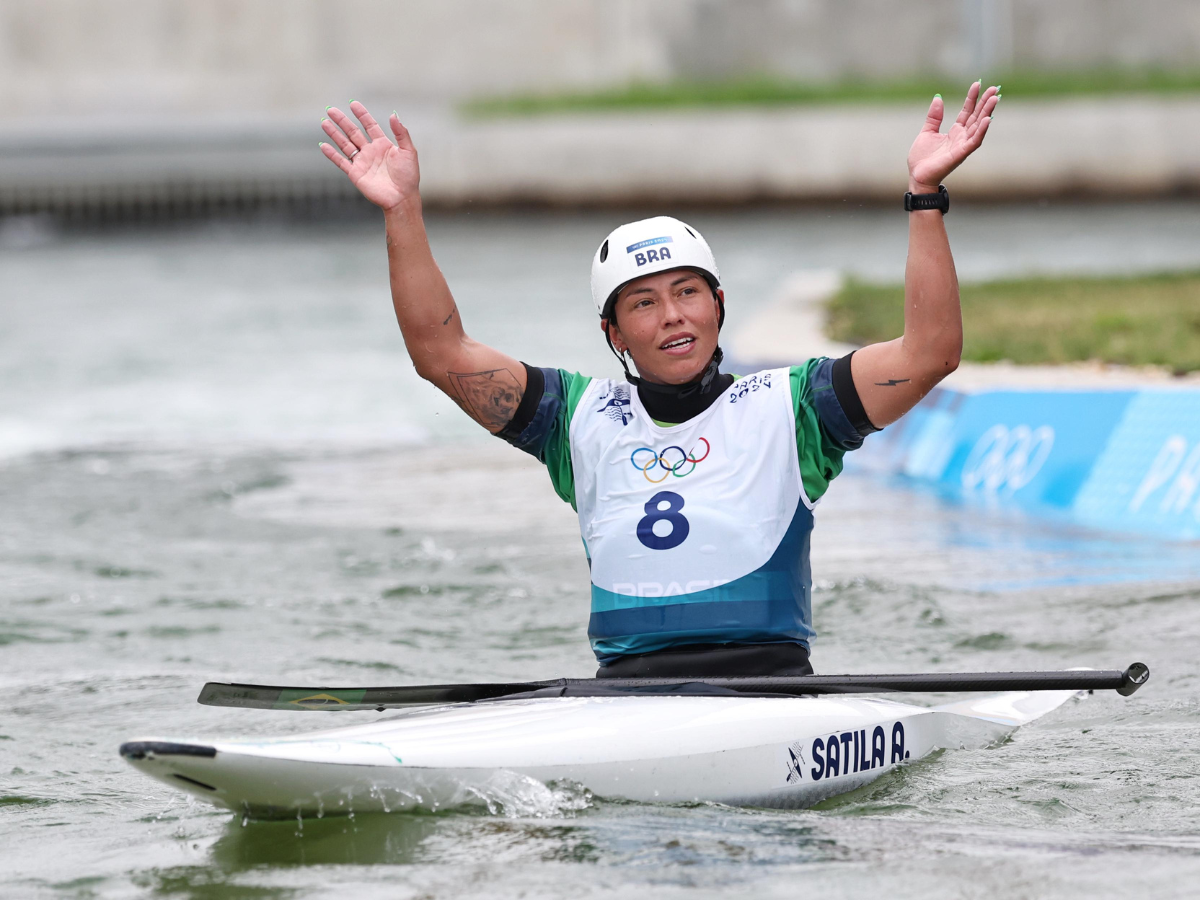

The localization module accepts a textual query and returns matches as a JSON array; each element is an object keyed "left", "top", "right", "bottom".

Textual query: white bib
[{"left": 569, "top": 369, "right": 816, "bottom": 661}]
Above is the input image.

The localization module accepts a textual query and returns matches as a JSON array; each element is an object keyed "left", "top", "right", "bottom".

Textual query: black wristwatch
[{"left": 904, "top": 184, "right": 949, "bottom": 214}]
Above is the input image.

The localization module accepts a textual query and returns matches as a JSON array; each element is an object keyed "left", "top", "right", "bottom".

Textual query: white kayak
[{"left": 121, "top": 688, "right": 1081, "bottom": 818}]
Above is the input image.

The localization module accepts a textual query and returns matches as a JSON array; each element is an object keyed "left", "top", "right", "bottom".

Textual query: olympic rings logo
[
  {"left": 630, "top": 438, "right": 711, "bottom": 483},
  {"left": 961, "top": 424, "right": 1055, "bottom": 495}
]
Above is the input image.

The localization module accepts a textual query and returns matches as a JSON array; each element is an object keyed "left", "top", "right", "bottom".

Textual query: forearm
[
  {"left": 382, "top": 199, "right": 527, "bottom": 432},
  {"left": 842, "top": 80, "right": 994, "bottom": 429},
  {"left": 320, "top": 102, "right": 527, "bottom": 432},
  {"left": 383, "top": 199, "right": 464, "bottom": 378},
  {"left": 849, "top": 203, "right": 962, "bottom": 427},
  {"left": 900, "top": 199, "right": 963, "bottom": 386}
]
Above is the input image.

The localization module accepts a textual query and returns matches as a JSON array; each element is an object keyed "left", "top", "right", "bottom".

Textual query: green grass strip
[
  {"left": 464, "top": 68, "right": 1200, "bottom": 118},
  {"left": 826, "top": 271, "right": 1200, "bottom": 374}
]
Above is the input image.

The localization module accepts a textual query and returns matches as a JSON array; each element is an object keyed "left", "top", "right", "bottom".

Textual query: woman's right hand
[{"left": 320, "top": 101, "right": 419, "bottom": 211}]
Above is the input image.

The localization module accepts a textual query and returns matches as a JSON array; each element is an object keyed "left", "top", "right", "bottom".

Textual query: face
[{"left": 601, "top": 269, "right": 724, "bottom": 385}]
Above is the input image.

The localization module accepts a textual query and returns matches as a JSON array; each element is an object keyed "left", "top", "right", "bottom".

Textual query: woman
[{"left": 318, "top": 82, "right": 999, "bottom": 677}]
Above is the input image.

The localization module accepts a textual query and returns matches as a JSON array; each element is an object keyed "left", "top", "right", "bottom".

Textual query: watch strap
[{"left": 904, "top": 184, "right": 949, "bottom": 214}]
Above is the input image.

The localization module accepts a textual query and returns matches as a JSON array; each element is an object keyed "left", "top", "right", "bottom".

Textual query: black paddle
[{"left": 198, "top": 663, "right": 1149, "bottom": 711}]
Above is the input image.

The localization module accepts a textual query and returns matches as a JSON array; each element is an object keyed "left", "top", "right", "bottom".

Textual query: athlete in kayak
[{"left": 319, "top": 82, "right": 999, "bottom": 678}]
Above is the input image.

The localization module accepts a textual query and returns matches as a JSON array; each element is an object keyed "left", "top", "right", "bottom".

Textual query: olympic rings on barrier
[
  {"left": 630, "top": 438, "right": 710, "bottom": 483},
  {"left": 960, "top": 424, "right": 1055, "bottom": 495}
]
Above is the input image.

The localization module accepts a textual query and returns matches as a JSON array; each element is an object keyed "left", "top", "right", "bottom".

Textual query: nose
[{"left": 659, "top": 296, "right": 686, "bottom": 324}]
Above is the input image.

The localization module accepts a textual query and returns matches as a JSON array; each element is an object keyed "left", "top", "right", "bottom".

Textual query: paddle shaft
[{"left": 198, "top": 663, "right": 1149, "bottom": 711}]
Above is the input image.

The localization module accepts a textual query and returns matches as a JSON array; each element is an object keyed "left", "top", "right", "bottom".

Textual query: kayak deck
[{"left": 121, "top": 690, "right": 1081, "bottom": 818}]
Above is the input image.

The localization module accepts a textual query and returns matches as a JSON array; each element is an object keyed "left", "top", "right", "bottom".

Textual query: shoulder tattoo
[{"left": 447, "top": 368, "right": 523, "bottom": 430}]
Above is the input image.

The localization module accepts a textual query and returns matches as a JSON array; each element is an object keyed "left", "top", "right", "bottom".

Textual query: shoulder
[
  {"left": 550, "top": 370, "right": 604, "bottom": 418},
  {"left": 788, "top": 358, "right": 827, "bottom": 407},
  {"left": 499, "top": 367, "right": 596, "bottom": 458},
  {"left": 779, "top": 358, "right": 861, "bottom": 448},
  {"left": 526, "top": 369, "right": 601, "bottom": 426},
  {"left": 782, "top": 359, "right": 847, "bottom": 502}
]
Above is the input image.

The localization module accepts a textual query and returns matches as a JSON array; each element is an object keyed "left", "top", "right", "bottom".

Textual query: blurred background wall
[
  {"left": 1, "top": 0, "right": 1199, "bottom": 212},
  {"left": 5, "top": 0, "right": 1200, "bottom": 112}
]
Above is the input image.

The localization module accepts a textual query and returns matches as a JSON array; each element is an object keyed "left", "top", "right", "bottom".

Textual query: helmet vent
[
  {"left": 685, "top": 227, "right": 696, "bottom": 238},
  {"left": 599, "top": 240, "right": 609, "bottom": 263}
]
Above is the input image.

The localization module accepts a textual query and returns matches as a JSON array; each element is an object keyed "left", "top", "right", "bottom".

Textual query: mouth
[{"left": 659, "top": 334, "right": 696, "bottom": 355}]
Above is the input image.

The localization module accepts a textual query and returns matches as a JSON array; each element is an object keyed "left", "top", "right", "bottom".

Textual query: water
[{"left": 3, "top": 203, "right": 1200, "bottom": 898}]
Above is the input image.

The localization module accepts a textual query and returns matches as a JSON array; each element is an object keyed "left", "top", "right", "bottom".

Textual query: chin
[{"left": 656, "top": 355, "right": 709, "bottom": 385}]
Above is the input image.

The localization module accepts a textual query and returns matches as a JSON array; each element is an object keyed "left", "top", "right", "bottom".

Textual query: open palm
[
  {"left": 908, "top": 82, "right": 999, "bottom": 191},
  {"left": 319, "top": 101, "right": 420, "bottom": 210}
]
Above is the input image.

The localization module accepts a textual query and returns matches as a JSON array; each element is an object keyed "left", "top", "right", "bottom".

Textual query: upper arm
[
  {"left": 429, "top": 339, "right": 528, "bottom": 434},
  {"left": 849, "top": 338, "right": 951, "bottom": 429}
]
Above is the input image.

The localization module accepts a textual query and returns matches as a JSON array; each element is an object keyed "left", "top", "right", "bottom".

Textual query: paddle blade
[
  {"left": 198, "top": 683, "right": 374, "bottom": 711},
  {"left": 197, "top": 680, "right": 550, "bottom": 711}
]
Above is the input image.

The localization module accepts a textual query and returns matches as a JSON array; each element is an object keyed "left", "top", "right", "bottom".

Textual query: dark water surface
[{"left": 3, "top": 206, "right": 1200, "bottom": 898}]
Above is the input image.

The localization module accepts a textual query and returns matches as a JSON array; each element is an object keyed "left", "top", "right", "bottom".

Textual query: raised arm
[
  {"left": 850, "top": 81, "right": 999, "bottom": 427},
  {"left": 320, "top": 101, "right": 527, "bottom": 432}
]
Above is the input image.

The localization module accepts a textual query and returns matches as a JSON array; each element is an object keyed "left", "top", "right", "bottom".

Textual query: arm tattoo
[
  {"left": 447, "top": 368, "right": 523, "bottom": 430},
  {"left": 442, "top": 306, "right": 456, "bottom": 326},
  {"left": 874, "top": 378, "right": 911, "bottom": 387}
]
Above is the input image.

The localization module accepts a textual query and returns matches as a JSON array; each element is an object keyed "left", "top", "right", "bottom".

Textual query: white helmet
[{"left": 590, "top": 216, "right": 720, "bottom": 319}]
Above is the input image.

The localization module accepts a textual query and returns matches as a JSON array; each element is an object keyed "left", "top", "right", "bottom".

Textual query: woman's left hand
[{"left": 907, "top": 81, "right": 1000, "bottom": 192}]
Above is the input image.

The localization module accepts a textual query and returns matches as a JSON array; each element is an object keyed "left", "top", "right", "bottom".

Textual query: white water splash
[
  {"left": 291, "top": 772, "right": 593, "bottom": 822},
  {"left": 467, "top": 772, "right": 593, "bottom": 819}
]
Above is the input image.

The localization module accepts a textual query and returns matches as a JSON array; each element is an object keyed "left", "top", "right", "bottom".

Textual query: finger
[
  {"left": 967, "top": 91, "right": 1000, "bottom": 131},
  {"left": 390, "top": 113, "right": 414, "bottom": 150},
  {"left": 320, "top": 117, "right": 358, "bottom": 158},
  {"left": 326, "top": 106, "right": 366, "bottom": 149},
  {"left": 350, "top": 100, "right": 389, "bottom": 143},
  {"left": 968, "top": 116, "right": 991, "bottom": 151},
  {"left": 964, "top": 115, "right": 993, "bottom": 150},
  {"left": 955, "top": 80, "right": 981, "bottom": 127},
  {"left": 965, "top": 86, "right": 999, "bottom": 128},
  {"left": 318, "top": 141, "right": 352, "bottom": 174},
  {"left": 921, "top": 94, "right": 945, "bottom": 133}
]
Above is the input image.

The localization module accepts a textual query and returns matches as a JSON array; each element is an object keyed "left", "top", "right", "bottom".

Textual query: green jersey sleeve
[
  {"left": 790, "top": 358, "right": 857, "bottom": 502},
  {"left": 502, "top": 367, "right": 592, "bottom": 509}
]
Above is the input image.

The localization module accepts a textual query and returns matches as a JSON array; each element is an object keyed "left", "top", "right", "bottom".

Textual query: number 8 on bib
[{"left": 636, "top": 491, "right": 689, "bottom": 550}]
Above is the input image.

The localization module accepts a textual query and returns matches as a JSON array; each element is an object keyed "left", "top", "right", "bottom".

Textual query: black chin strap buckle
[
  {"left": 627, "top": 346, "right": 724, "bottom": 399},
  {"left": 699, "top": 347, "right": 723, "bottom": 391}
]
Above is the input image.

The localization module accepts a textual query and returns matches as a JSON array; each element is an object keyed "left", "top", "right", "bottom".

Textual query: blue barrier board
[
  {"left": 852, "top": 385, "right": 1200, "bottom": 542},
  {"left": 1074, "top": 392, "right": 1200, "bottom": 541}
]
